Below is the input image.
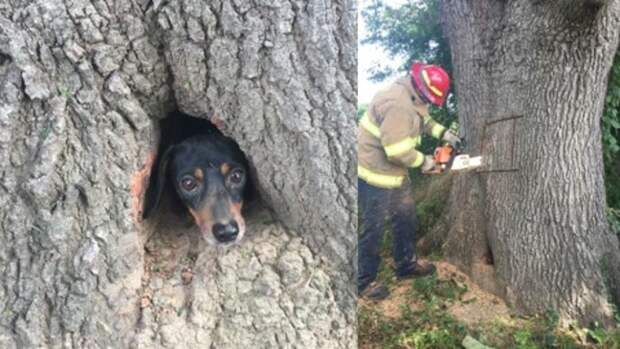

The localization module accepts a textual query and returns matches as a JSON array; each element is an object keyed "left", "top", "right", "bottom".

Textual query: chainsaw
[{"left": 428, "top": 140, "right": 483, "bottom": 174}]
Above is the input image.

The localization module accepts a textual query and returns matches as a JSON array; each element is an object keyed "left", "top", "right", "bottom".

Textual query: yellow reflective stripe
[
  {"left": 358, "top": 166, "right": 404, "bottom": 189},
  {"left": 431, "top": 123, "right": 446, "bottom": 139},
  {"left": 423, "top": 115, "right": 436, "bottom": 127},
  {"left": 359, "top": 113, "right": 381, "bottom": 138},
  {"left": 361, "top": 113, "right": 424, "bottom": 146},
  {"left": 384, "top": 137, "right": 416, "bottom": 157},
  {"left": 422, "top": 115, "right": 446, "bottom": 139},
  {"left": 410, "top": 151, "right": 425, "bottom": 168},
  {"left": 384, "top": 136, "right": 421, "bottom": 157},
  {"left": 422, "top": 69, "right": 444, "bottom": 97}
]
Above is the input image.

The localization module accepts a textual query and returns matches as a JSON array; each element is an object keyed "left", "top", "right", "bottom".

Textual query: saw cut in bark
[
  {"left": 440, "top": 0, "right": 620, "bottom": 326},
  {"left": 0, "top": 0, "right": 357, "bottom": 348}
]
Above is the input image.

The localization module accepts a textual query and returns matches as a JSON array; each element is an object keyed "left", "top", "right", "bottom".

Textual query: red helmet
[{"left": 410, "top": 62, "right": 450, "bottom": 106}]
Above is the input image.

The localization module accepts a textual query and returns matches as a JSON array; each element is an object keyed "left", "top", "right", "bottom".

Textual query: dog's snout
[{"left": 212, "top": 221, "right": 239, "bottom": 243}]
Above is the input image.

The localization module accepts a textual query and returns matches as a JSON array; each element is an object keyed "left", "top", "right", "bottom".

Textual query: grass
[{"left": 358, "top": 272, "right": 468, "bottom": 349}]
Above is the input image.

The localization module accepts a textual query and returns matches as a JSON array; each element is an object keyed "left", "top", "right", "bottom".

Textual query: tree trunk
[
  {"left": 0, "top": 0, "right": 357, "bottom": 348},
  {"left": 440, "top": 0, "right": 620, "bottom": 325}
]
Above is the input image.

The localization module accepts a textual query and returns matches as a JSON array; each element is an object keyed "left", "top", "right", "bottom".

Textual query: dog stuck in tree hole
[{"left": 143, "top": 111, "right": 252, "bottom": 245}]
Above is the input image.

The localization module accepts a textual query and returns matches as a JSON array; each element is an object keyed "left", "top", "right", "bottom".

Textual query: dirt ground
[{"left": 359, "top": 260, "right": 516, "bottom": 326}]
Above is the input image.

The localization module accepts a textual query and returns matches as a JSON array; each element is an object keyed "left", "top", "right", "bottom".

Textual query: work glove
[
  {"left": 442, "top": 129, "right": 462, "bottom": 148},
  {"left": 421, "top": 155, "right": 438, "bottom": 174}
]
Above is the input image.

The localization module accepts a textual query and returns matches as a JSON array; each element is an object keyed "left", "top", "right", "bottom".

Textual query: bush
[{"left": 411, "top": 174, "right": 452, "bottom": 242}]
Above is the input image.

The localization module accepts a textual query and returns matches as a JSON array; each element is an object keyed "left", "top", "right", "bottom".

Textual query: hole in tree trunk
[
  {"left": 483, "top": 246, "right": 494, "bottom": 266},
  {"left": 140, "top": 110, "right": 262, "bottom": 281},
  {"left": 0, "top": 52, "right": 11, "bottom": 66}
]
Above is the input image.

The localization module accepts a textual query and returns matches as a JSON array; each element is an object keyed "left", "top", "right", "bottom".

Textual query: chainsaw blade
[{"left": 449, "top": 155, "right": 483, "bottom": 171}]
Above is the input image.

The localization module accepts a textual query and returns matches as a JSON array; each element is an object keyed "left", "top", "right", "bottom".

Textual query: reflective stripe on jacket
[{"left": 358, "top": 76, "right": 448, "bottom": 189}]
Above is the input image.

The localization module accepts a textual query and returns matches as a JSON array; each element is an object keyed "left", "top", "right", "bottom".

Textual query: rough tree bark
[
  {"left": 440, "top": 0, "right": 620, "bottom": 325},
  {"left": 0, "top": 0, "right": 357, "bottom": 348}
]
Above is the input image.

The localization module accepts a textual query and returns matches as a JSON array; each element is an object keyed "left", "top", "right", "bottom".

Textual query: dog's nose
[{"left": 212, "top": 221, "right": 239, "bottom": 243}]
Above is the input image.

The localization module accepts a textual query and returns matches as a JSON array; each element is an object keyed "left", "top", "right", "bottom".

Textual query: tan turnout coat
[{"left": 358, "top": 76, "right": 448, "bottom": 189}]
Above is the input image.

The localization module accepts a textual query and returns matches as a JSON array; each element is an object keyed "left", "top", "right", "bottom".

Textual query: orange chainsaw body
[{"left": 433, "top": 144, "right": 455, "bottom": 165}]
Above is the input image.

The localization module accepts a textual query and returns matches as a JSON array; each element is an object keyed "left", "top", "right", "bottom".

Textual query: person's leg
[
  {"left": 357, "top": 179, "right": 389, "bottom": 293},
  {"left": 389, "top": 180, "right": 417, "bottom": 275},
  {"left": 389, "top": 179, "right": 437, "bottom": 278}
]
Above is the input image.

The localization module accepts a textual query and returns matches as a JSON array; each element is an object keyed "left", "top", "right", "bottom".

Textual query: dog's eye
[
  {"left": 229, "top": 169, "right": 244, "bottom": 185},
  {"left": 180, "top": 177, "right": 197, "bottom": 191}
]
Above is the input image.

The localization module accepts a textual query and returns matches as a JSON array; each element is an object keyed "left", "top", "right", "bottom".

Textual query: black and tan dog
[{"left": 143, "top": 114, "right": 250, "bottom": 245}]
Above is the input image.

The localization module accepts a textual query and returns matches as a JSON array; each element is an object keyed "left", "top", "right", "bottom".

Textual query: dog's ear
[{"left": 143, "top": 145, "right": 176, "bottom": 219}]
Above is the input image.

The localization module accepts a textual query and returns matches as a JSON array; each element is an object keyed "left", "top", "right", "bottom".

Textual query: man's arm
[
  {"left": 422, "top": 114, "right": 448, "bottom": 139},
  {"left": 419, "top": 108, "right": 461, "bottom": 147}
]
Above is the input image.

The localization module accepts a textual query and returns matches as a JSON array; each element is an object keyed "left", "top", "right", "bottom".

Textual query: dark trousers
[{"left": 357, "top": 178, "right": 417, "bottom": 292}]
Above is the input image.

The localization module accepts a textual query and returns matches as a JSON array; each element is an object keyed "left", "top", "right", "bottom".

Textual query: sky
[{"left": 358, "top": 0, "right": 408, "bottom": 104}]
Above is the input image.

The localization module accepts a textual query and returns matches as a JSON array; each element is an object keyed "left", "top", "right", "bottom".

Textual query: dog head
[{"left": 144, "top": 135, "right": 249, "bottom": 245}]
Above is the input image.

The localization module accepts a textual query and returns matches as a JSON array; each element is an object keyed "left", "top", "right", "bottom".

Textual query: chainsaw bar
[{"left": 449, "top": 154, "right": 483, "bottom": 171}]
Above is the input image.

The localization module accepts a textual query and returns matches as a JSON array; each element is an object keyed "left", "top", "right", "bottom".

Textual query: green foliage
[
  {"left": 583, "top": 322, "right": 620, "bottom": 348},
  {"left": 398, "top": 301, "right": 467, "bottom": 349},
  {"left": 411, "top": 175, "right": 451, "bottom": 241},
  {"left": 411, "top": 274, "right": 467, "bottom": 302},
  {"left": 397, "top": 326, "right": 464, "bottom": 349},
  {"left": 362, "top": 0, "right": 451, "bottom": 82},
  {"left": 604, "top": 53, "right": 620, "bottom": 163},
  {"left": 506, "top": 310, "right": 578, "bottom": 349},
  {"left": 357, "top": 103, "right": 368, "bottom": 120},
  {"left": 413, "top": 195, "right": 443, "bottom": 238},
  {"left": 609, "top": 208, "right": 620, "bottom": 236},
  {"left": 543, "top": 309, "right": 560, "bottom": 328},
  {"left": 604, "top": 52, "right": 620, "bottom": 234},
  {"left": 357, "top": 307, "right": 400, "bottom": 348},
  {"left": 588, "top": 323, "right": 607, "bottom": 344},
  {"left": 599, "top": 329, "right": 620, "bottom": 348},
  {"left": 513, "top": 329, "right": 538, "bottom": 349}
]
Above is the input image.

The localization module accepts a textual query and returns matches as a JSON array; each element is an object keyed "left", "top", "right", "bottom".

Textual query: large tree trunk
[
  {"left": 440, "top": 0, "right": 620, "bottom": 325},
  {"left": 0, "top": 1, "right": 357, "bottom": 348}
]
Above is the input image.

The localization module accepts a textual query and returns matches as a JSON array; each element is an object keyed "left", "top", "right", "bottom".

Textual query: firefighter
[{"left": 358, "top": 62, "right": 461, "bottom": 300}]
